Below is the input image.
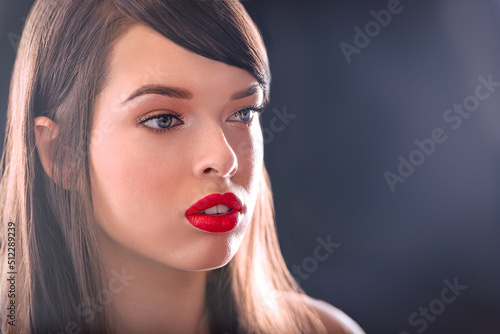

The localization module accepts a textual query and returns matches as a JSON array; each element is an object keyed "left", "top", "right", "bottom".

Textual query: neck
[{"left": 98, "top": 235, "right": 210, "bottom": 334}]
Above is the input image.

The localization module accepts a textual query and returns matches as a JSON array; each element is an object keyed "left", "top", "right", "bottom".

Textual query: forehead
[{"left": 103, "top": 24, "right": 260, "bottom": 103}]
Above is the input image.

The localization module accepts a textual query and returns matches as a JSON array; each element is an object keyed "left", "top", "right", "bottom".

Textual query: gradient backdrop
[{"left": 1, "top": 1, "right": 499, "bottom": 333}]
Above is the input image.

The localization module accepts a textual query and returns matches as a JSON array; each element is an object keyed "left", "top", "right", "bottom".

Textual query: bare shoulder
[{"left": 301, "top": 295, "right": 366, "bottom": 334}]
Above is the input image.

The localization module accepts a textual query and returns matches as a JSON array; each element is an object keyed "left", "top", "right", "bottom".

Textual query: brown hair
[{"left": 0, "top": 0, "right": 326, "bottom": 333}]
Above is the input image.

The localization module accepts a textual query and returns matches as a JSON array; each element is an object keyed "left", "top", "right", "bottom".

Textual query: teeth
[{"left": 200, "top": 205, "right": 231, "bottom": 215}]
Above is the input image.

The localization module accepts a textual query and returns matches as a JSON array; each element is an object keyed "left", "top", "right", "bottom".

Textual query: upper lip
[{"left": 185, "top": 192, "right": 243, "bottom": 216}]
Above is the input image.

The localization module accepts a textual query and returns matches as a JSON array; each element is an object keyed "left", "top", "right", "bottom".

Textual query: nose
[{"left": 192, "top": 124, "right": 238, "bottom": 179}]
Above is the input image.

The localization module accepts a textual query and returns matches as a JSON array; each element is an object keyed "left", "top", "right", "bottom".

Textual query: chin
[
  {"left": 179, "top": 252, "right": 234, "bottom": 272},
  {"left": 178, "top": 230, "right": 245, "bottom": 272}
]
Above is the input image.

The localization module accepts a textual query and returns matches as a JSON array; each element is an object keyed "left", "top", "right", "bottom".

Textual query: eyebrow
[
  {"left": 229, "top": 83, "right": 261, "bottom": 100},
  {"left": 121, "top": 83, "right": 262, "bottom": 105},
  {"left": 121, "top": 85, "right": 192, "bottom": 105}
]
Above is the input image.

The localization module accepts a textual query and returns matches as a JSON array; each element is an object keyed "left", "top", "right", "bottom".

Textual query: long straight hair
[{"left": 0, "top": 0, "right": 327, "bottom": 333}]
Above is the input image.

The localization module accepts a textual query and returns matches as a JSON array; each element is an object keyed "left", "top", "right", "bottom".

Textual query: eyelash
[
  {"left": 138, "top": 111, "right": 185, "bottom": 133},
  {"left": 138, "top": 106, "right": 266, "bottom": 133},
  {"left": 228, "top": 106, "right": 265, "bottom": 124}
]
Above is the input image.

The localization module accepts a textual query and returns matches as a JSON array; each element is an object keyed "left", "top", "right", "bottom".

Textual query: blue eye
[
  {"left": 238, "top": 109, "right": 252, "bottom": 122},
  {"left": 140, "top": 113, "right": 183, "bottom": 131},
  {"left": 229, "top": 107, "right": 264, "bottom": 123}
]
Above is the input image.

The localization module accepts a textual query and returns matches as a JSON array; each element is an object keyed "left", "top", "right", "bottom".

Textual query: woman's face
[{"left": 90, "top": 24, "right": 264, "bottom": 270}]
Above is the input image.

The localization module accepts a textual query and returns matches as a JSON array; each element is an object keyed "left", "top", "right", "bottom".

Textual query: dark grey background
[{"left": 2, "top": 1, "right": 499, "bottom": 333}]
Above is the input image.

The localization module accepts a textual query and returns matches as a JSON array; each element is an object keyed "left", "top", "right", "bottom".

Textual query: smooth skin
[{"left": 34, "top": 24, "right": 364, "bottom": 334}]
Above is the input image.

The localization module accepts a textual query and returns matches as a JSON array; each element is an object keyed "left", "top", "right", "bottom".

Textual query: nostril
[
  {"left": 203, "top": 167, "right": 212, "bottom": 174},
  {"left": 228, "top": 167, "right": 237, "bottom": 177}
]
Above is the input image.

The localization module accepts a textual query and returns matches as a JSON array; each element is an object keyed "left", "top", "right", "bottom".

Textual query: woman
[{"left": 0, "top": 0, "right": 364, "bottom": 333}]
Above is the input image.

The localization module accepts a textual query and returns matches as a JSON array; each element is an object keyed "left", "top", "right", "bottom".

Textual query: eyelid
[
  {"left": 137, "top": 111, "right": 185, "bottom": 133},
  {"left": 228, "top": 106, "right": 266, "bottom": 119},
  {"left": 137, "top": 110, "right": 184, "bottom": 124},
  {"left": 242, "top": 106, "right": 265, "bottom": 113}
]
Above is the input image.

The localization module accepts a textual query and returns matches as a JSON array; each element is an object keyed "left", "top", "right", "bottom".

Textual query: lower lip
[{"left": 185, "top": 210, "right": 239, "bottom": 233}]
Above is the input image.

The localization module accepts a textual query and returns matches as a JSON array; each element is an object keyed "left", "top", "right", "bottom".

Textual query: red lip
[{"left": 185, "top": 193, "right": 243, "bottom": 233}]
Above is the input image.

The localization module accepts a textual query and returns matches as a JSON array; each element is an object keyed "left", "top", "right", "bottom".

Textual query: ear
[{"left": 34, "top": 116, "right": 67, "bottom": 188}]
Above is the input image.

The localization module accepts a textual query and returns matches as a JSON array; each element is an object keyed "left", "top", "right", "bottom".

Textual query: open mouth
[
  {"left": 195, "top": 204, "right": 233, "bottom": 215},
  {"left": 185, "top": 193, "right": 243, "bottom": 233}
]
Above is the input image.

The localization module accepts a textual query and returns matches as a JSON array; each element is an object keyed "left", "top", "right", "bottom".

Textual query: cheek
[
  {"left": 231, "top": 123, "right": 264, "bottom": 194},
  {"left": 89, "top": 126, "right": 188, "bottom": 239}
]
